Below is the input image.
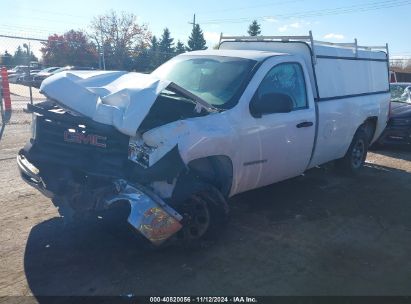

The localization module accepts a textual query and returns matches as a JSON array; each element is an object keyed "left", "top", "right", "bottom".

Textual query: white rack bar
[
  {"left": 220, "top": 35, "right": 312, "bottom": 41},
  {"left": 219, "top": 31, "right": 389, "bottom": 64}
]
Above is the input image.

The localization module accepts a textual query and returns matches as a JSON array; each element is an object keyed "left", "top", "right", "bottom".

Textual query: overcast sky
[{"left": 0, "top": 0, "right": 410, "bottom": 60}]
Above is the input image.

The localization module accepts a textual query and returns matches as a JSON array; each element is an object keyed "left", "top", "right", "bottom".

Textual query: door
[{"left": 246, "top": 62, "right": 316, "bottom": 188}]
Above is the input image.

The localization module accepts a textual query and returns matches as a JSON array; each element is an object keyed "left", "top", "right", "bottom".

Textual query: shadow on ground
[
  {"left": 24, "top": 163, "right": 411, "bottom": 298},
  {"left": 371, "top": 146, "right": 411, "bottom": 162}
]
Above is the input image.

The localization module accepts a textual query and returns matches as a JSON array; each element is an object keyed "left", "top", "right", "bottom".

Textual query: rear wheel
[{"left": 335, "top": 128, "right": 369, "bottom": 175}]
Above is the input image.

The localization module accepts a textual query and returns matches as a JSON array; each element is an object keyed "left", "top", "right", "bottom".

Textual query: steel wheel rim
[
  {"left": 178, "top": 194, "right": 210, "bottom": 241},
  {"left": 351, "top": 139, "right": 365, "bottom": 168}
]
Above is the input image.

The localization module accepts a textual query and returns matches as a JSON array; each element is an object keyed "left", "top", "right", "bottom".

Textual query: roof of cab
[{"left": 179, "top": 49, "right": 288, "bottom": 61}]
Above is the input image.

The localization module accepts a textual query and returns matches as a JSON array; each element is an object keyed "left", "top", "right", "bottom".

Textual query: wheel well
[
  {"left": 170, "top": 155, "right": 233, "bottom": 204},
  {"left": 362, "top": 116, "right": 378, "bottom": 143},
  {"left": 186, "top": 156, "right": 233, "bottom": 198}
]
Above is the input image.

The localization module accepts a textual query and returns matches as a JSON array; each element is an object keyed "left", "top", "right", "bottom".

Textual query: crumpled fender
[{"left": 142, "top": 113, "right": 238, "bottom": 168}]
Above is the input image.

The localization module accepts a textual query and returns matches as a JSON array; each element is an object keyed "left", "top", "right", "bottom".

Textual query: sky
[{"left": 0, "top": 0, "right": 410, "bottom": 61}]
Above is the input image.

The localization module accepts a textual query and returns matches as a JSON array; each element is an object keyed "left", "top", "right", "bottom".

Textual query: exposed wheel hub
[{"left": 177, "top": 194, "right": 210, "bottom": 241}]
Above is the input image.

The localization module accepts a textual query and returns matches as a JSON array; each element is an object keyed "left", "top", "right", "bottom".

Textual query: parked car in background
[
  {"left": 16, "top": 70, "right": 41, "bottom": 86},
  {"left": 31, "top": 67, "right": 62, "bottom": 88},
  {"left": 7, "top": 65, "right": 30, "bottom": 83},
  {"left": 374, "top": 82, "right": 411, "bottom": 147},
  {"left": 32, "top": 66, "right": 95, "bottom": 88}
]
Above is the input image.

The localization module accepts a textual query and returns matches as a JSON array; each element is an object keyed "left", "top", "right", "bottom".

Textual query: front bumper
[
  {"left": 106, "top": 181, "right": 183, "bottom": 245},
  {"left": 17, "top": 152, "right": 54, "bottom": 198},
  {"left": 17, "top": 152, "right": 183, "bottom": 245}
]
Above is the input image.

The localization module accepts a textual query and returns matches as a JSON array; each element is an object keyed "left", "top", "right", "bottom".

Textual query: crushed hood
[{"left": 40, "top": 70, "right": 171, "bottom": 136}]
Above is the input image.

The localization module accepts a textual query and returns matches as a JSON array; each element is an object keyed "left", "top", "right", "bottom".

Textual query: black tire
[
  {"left": 335, "top": 128, "right": 369, "bottom": 175},
  {"left": 171, "top": 184, "right": 229, "bottom": 245}
]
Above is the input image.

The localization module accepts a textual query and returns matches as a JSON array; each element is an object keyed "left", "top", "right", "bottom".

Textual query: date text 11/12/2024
[{"left": 149, "top": 296, "right": 258, "bottom": 303}]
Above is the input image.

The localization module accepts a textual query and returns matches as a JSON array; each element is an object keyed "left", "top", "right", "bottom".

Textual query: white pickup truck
[{"left": 17, "top": 32, "right": 390, "bottom": 245}]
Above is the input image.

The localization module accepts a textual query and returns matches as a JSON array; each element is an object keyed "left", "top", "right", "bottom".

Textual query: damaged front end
[
  {"left": 18, "top": 150, "right": 183, "bottom": 244},
  {"left": 17, "top": 71, "right": 216, "bottom": 245},
  {"left": 16, "top": 101, "right": 186, "bottom": 244}
]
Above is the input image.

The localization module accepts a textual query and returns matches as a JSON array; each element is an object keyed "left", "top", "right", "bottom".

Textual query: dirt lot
[{"left": 1, "top": 119, "right": 411, "bottom": 297}]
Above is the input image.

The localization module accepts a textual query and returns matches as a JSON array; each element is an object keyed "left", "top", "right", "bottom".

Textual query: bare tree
[{"left": 90, "top": 10, "right": 151, "bottom": 70}]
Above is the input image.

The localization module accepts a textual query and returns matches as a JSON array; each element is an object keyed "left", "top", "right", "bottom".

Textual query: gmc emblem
[{"left": 64, "top": 131, "right": 107, "bottom": 148}]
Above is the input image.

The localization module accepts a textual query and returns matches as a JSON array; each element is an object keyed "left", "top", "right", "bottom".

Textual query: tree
[
  {"left": 1, "top": 50, "right": 13, "bottom": 67},
  {"left": 187, "top": 24, "right": 207, "bottom": 51},
  {"left": 133, "top": 46, "right": 151, "bottom": 72},
  {"left": 158, "top": 28, "right": 174, "bottom": 63},
  {"left": 150, "top": 35, "right": 159, "bottom": 52},
  {"left": 22, "top": 44, "right": 38, "bottom": 63},
  {"left": 175, "top": 40, "right": 186, "bottom": 55},
  {"left": 148, "top": 35, "right": 160, "bottom": 70},
  {"left": 40, "top": 30, "right": 98, "bottom": 67},
  {"left": 13, "top": 46, "right": 26, "bottom": 65},
  {"left": 90, "top": 10, "right": 151, "bottom": 70},
  {"left": 248, "top": 20, "right": 261, "bottom": 36}
]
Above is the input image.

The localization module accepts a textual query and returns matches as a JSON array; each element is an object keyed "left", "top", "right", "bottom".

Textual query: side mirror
[{"left": 250, "top": 92, "right": 294, "bottom": 118}]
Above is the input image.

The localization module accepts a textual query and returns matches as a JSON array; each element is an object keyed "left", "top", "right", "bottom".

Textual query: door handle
[{"left": 296, "top": 121, "right": 313, "bottom": 128}]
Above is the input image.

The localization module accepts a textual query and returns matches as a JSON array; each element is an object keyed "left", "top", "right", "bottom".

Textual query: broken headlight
[{"left": 128, "top": 141, "right": 156, "bottom": 168}]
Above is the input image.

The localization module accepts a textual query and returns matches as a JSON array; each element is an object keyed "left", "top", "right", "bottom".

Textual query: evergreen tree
[
  {"left": 158, "top": 28, "right": 175, "bottom": 63},
  {"left": 175, "top": 40, "right": 186, "bottom": 54},
  {"left": 1, "top": 50, "right": 13, "bottom": 67},
  {"left": 29, "top": 51, "right": 38, "bottom": 62},
  {"left": 150, "top": 35, "right": 159, "bottom": 52},
  {"left": 187, "top": 24, "right": 207, "bottom": 51},
  {"left": 149, "top": 35, "right": 160, "bottom": 69},
  {"left": 133, "top": 46, "right": 151, "bottom": 72},
  {"left": 13, "top": 46, "right": 26, "bottom": 65},
  {"left": 247, "top": 20, "right": 261, "bottom": 36}
]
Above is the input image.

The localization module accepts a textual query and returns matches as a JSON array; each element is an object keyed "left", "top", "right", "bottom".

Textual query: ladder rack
[{"left": 218, "top": 31, "right": 389, "bottom": 64}]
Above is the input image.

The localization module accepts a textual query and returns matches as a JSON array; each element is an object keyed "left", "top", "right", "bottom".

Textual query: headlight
[{"left": 128, "top": 139, "right": 156, "bottom": 168}]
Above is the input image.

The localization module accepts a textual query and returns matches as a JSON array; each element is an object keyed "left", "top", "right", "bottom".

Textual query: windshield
[
  {"left": 390, "top": 84, "right": 411, "bottom": 103},
  {"left": 152, "top": 55, "right": 257, "bottom": 109}
]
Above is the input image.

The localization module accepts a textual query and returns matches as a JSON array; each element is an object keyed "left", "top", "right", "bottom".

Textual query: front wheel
[
  {"left": 172, "top": 184, "right": 229, "bottom": 245},
  {"left": 335, "top": 128, "right": 369, "bottom": 175}
]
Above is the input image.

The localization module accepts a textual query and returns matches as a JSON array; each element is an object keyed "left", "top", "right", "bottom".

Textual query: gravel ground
[{"left": 0, "top": 121, "right": 411, "bottom": 298}]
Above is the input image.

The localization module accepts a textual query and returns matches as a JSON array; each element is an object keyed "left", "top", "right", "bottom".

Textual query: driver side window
[{"left": 256, "top": 62, "right": 308, "bottom": 110}]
